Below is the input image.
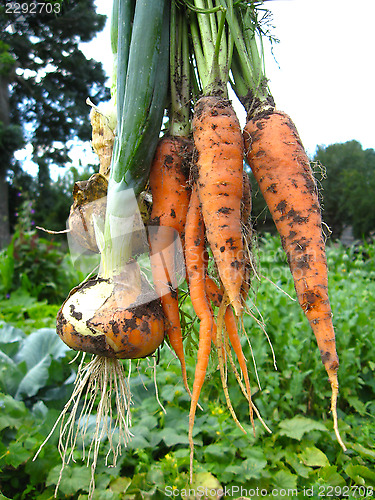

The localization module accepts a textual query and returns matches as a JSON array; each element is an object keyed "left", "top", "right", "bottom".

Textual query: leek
[{"left": 102, "top": 0, "right": 169, "bottom": 281}]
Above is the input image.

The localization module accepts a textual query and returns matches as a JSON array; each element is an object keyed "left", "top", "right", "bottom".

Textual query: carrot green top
[
  {"left": 181, "top": 0, "right": 276, "bottom": 115},
  {"left": 226, "top": 1, "right": 276, "bottom": 118},
  {"left": 183, "top": 0, "right": 232, "bottom": 97}
]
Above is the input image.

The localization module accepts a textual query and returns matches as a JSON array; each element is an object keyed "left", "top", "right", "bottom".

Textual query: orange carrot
[
  {"left": 149, "top": 135, "right": 192, "bottom": 394},
  {"left": 149, "top": 135, "right": 192, "bottom": 238},
  {"left": 192, "top": 96, "right": 244, "bottom": 317},
  {"left": 244, "top": 109, "right": 345, "bottom": 449},
  {"left": 184, "top": 186, "right": 214, "bottom": 480}
]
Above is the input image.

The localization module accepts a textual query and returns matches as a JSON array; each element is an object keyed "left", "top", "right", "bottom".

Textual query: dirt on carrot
[
  {"left": 244, "top": 109, "right": 345, "bottom": 450},
  {"left": 192, "top": 96, "right": 245, "bottom": 317},
  {"left": 148, "top": 135, "right": 193, "bottom": 394}
]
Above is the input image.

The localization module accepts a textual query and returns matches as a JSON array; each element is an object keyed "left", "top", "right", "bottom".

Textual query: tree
[
  {"left": 0, "top": 0, "right": 110, "bottom": 248},
  {"left": 314, "top": 140, "right": 375, "bottom": 239}
]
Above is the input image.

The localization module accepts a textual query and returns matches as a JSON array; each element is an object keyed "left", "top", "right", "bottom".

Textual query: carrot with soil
[
  {"left": 184, "top": 186, "right": 215, "bottom": 481},
  {"left": 192, "top": 96, "right": 245, "bottom": 317},
  {"left": 205, "top": 276, "right": 254, "bottom": 428},
  {"left": 185, "top": 1, "right": 246, "bottom": 316},
  {"left": 244, "top": 111, "right": 343, "bottom": 443},
  {"left": 228, "top": 3, "right": 345, "bottom": 449},
  {"left": 149, "top": 135, "right": 192, "bottom": 394}
]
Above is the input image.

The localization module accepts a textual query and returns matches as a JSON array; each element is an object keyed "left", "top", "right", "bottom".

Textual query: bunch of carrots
[
  {"left": 147, "top": 0, "right": 346, "bottom": 476},
  {"left": 40, "top": 0, "right": 346, "bottom": 495}
]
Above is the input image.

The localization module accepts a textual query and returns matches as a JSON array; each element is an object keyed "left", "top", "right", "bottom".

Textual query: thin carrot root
[
  {"left": 241, "top": 170, "right": 254, "bottom": 302},
  {"left": 327, "top": 368, "right": 347, "bottom": 451},
  {"left": 241, "top": 299, "right": 277, "bottom": 373},
  {"left": 33, "top": 354, "right": 133, "bottom": 500},
  {"left": 152, "top": 355, "right": 167, "bottom": 415},
  {"left": 224, "top": 304, "right": 255, "bottom": 435},
  {"left": 206, "top": 278, "right": 256, "bottom": 431},
  {"left": 225, "top": 346, "right": 272, "bottom": 435},
  {"left": 216, "top": 294, "right": 246, "bottom": 435},
  {"left": 188, "top": 316, "right": 212, "bottom": 483},
  {"left": 215, "top": 293, "right": 271, "bottom": 436}
]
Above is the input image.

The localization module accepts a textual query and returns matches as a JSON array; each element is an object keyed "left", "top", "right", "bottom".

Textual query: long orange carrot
[
  {"left": 184, "top": 186, "right": 214, "bottom": 480},
  {"left": 244, "top": 109, "right": 345, "bottom": 449},
  {"left": 192, "top": 96, "right": 244, "bottom": 317},
  {"left": 149, "top": 135, "right": 192, "bottom": 395}
]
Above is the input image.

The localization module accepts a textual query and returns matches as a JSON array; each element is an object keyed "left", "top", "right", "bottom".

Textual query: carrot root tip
[{"left": 328, "top": 369, "right": 347, "bottom": 452}]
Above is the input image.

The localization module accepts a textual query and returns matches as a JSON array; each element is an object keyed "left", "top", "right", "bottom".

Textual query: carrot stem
[
  {"left": 222, "top": 1, "right": 274, "bottom": 115},
  {"left": 170, "top": 3, "right": 191, "bottom": 137},
  {"left": 186, "top": 0, "right": 230, "bottom": 95}
]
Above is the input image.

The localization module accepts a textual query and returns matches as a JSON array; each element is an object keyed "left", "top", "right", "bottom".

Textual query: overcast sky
[
  {"left": 262, "top": 0, "right": 375, "bottom": 156},
  {"left": 81, "top": 0, "right": 375, "bottom": 158}
]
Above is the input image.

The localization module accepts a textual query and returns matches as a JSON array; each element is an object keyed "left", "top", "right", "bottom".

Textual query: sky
[
  {"left": 81, "top": 0, "right": 375, "bottom": 158},
  {"left": 260, "top": 0, "right": 375, "bottom": 156}
]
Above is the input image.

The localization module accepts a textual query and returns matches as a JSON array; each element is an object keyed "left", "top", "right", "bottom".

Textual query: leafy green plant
[
  {"left": 0, "top": 292, "right": 59, "bottom": 333},
  {"left": 0, "top": 323, "right": 77, "bottom": 499},
  {"left": 0, "top": 232, "right": 84, "bottom": 307},
  {"left": 0, "top": 239, "right": 14, "bottom": 298},
  {"left": 11, "top": 230, "right": 82, "bottom": 304},
  {"left": 0, "top": 196, "right": 84, "bottom": 306},
  {"left": 0, "top": 235, "right": 374, "bottom": 499},
  {"left": 0, "top": 323, "right": 73, "bottom": 404}
]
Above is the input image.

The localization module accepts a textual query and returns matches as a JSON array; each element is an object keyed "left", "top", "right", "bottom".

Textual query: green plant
[
  {"left": 0, "top": 239, "right": 14, "bottom": 298},
  {"left": 0, "top": 235, "right": 374, "bottom": 499},
  {"left": 12, "top": 230, "right": 81, "bottom": 303},
  {"left": 0, "top": 194, "right": 85, "bottom": 306},
  {"left": 0, "top": 293, "right": 59, "bottom": 334},
  {"left": 0, "top": 323, "right": 77, "bottom": 499},
  {"left": 0, "top": 323, "right": 73, "bottom": 405},
  {"left": 0, "top": 235, "right": 83, "bottom": 308}
]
